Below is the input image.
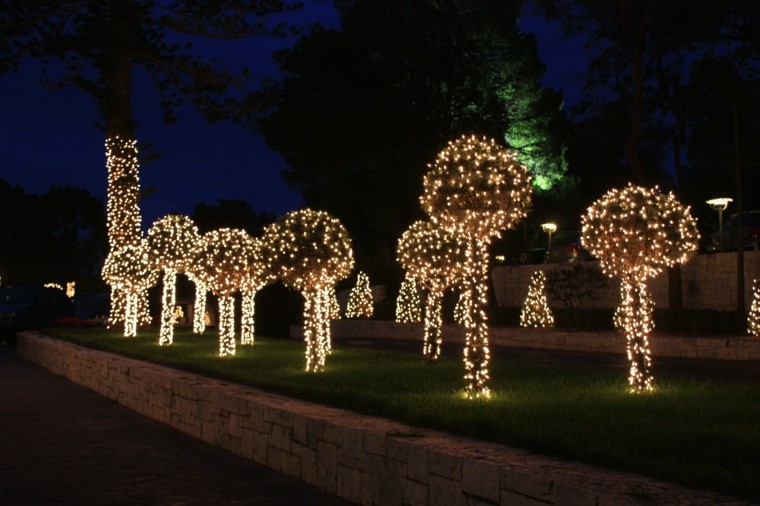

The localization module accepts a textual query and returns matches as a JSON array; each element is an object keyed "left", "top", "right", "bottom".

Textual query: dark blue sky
[{"left": 0, "top": 3, "right": 586, "bottom": 226}]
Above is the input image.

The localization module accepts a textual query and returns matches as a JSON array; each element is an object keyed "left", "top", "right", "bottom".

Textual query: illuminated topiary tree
[
  {"left": 194, "top": 228, "right": 255, "bottom": 357},
  {"left": 520, "top": 270, "right": 555, "bottom": 328},
  {"left": 421, "top": 135, "right": 532, "bottom": 398},
  {"left": 101, "top": 241, "right": 157, "bottom": 337},
  {"left": 240, "top": 237, "right": 276, "bottom": 345},
  {"left": 749, "top": 278, "right": 760, "bottom": 337},
  {"left": 146, "top": 215, "right": 200, "bottom": 346},
  {"left": 396, "top": 276, "right": 422, "bottom": 323},
  {"left": 397, "top": 220, "right": 467, "bottom": 361},
  {"left": 582, "top": 184, "right": 699, "bottom": 392},
  {"left": 346, "top": 271, "right": 373, "bottom": 319},
  {"left": 263, "top": 209, "right": 354, "bottom": 372}
]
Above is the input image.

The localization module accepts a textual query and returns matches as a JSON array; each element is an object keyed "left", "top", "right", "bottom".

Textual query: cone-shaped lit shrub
[
  {"left": 346, "top": 271, "right": 373, "bottom": 319},
  {"left": 420, "top": 135, "right": 532, "bottom": 397},
  {"left": 749, "top": 278, "right": 760, "bottom": 337},
  {"left": 194, "top": 228, "right": 256, "bottom": 357},
  {"left": 146, "top": 214, "right": 200, "bottom": 346},
  {"left": 101, "top": 240, "right": 157, "bottom": 337},
  {"left": 397, "top": 220, "right": 467, "bottom": 361},
  {"left": 581, "top": 183, "right": 699, "bottom": 392},
  {"left": 263, "top": 209, "right": 354, "bottom": 372},
  {"left": 396, "top": 276, "right": 422, "bottom": 323},
  {"left": 520, "top": 270, "right": 555, "bottom": 328}
]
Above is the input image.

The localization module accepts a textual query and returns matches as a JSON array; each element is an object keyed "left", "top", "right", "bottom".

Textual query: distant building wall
[{"left": 491, "top": 250, "right": 760, "bottom": 311}]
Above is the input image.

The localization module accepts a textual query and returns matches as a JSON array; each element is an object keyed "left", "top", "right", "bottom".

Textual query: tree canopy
[{"left": 259, "top": 0, "right": 568, "bottom": 281}]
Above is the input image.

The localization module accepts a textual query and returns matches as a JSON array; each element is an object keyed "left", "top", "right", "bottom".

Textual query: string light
[
  {"left": 186, "top": 272, "right": 208, "bottom": 334},
  {"left": 421, "top": 135, "right": 532, "bottom": 398},
  {"left": 520, "top": 270, "right": 555, "bottom": 328},
  {"left": 748, "top": 278, "right": 760, "bottom": 337},
  {"left": 194, "top": 228, "right": 257, "bottom": 357},
  {"left": 453, "top": 290, "right": 468, "bottom": 326},
  {"left": 147, "top": 214, "right": 200, "bottom": 346},
  {"left": 101, "top": 240, "right": 158, "bottom": 337},
  {"left": 105, "top": 136, "right": 144, "bottom": 329},
  {"left": 395, "top": 276, "right": 422, "bottom": 323},
  {"left": 262, "top": 209, "right": 354, "bottom": 372},
  {"left": 328, "top": 288, "right": 341, "bottom": 320},
  {"left": 346, "top": 271, "right": 373, "bottom": 319},
  {"left": 66, "top": 281, "right": 75, "bottom": 299},
  {"left": 240, "top": 237, "right": 276, "bottom": 346},
  {"left": 397, "top": 220, "right": 467, "bottom": 361},
  {"left": 581, "top": 183, "right": 699, "bottom": 393}
]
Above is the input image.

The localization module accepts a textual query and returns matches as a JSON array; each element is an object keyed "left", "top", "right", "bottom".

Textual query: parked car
[
  {"left": 0, "top": 286, "right": 74, "bottom": 344},
  {"left": 708, "top": 211, "right": 760, "bottom": 251}
]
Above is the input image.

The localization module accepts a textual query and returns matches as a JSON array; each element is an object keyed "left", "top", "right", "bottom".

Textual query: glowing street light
[
  {"left": 541, "top": 222, "right": 557, "bottom": 261},
  {"left": 707, "top": 197, "right": 733, "bottom": 251}
]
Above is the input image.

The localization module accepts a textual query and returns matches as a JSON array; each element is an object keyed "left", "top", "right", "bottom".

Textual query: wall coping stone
[
  {"left": 17, "top": 331, "right": 753, "bottom": 506},
  {"left": 306, "top": 321, "right": 760, "bottom": 361}
]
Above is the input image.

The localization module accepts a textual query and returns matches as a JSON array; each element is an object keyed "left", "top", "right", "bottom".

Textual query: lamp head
[
  {"left": 541, "top": 222, "right": 557, "bottom": 233},
  {"left": 706, "top": 197, "right": 732, "bottom": 211}
]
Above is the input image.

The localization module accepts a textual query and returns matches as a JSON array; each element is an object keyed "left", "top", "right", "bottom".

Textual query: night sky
[{"left": 0, "top": 3, "right": 586, "bottom": 226}]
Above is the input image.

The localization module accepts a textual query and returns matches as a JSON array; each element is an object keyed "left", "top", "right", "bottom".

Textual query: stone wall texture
[
  {"left": 492, "top": 250, "right": 760, "bottom": 311},
  {"left": 18, "top": 332, "right": 753, "bottom": 506}
]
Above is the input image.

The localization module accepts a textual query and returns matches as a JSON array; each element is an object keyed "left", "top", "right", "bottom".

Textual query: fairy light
[
  {"left": 262, "top": 209, "right": 354, "bottom": 372},
  {"left": 397, "top": 220, "right": 467, "bottom": 361},
  {"left": 101, "top": 240, "right": 158, "bottom": 337},
  {"left": 581, "top": 183, "right": 699, "bottom": 393},
  {"left": 329, "top": 288, "right": 341, "bottom": 320},
  {"left": 396, "top": 276, "right": 422, "bottom": 323},
  {"left": 194, "top": 228, "right": 257, "bottom": 357},
  {"left": 186, "top": 273, "right": 208, "bottom": 334},
  {"left": 44, "top": 282, "right": 64, "bottom": 291},
  {"left": 346, "top": 271, "right": 373, "bottom": 319},
  {"left": 421, "top": 135, "right": 533, "bottom": 398},
  {"left": 66, "top": 281, "right": 75, "bottom": 298},
  {"left": 454, "top": 290, "right": 468, "bottom": 325},
  {"left": 520, "top": 270, "right": 555, "bottom": 328},
  {"left": 748, "top": 278, "right": 760, "bottom": 337},
  {"left": 240, "top": 237, "right": 276, "bottom": 345},
  {"left": 105, "top": 136, "right": 144, "bottom": 329},
  {"left": 147, "top": 215, "right": 200, "bottom": 346}
]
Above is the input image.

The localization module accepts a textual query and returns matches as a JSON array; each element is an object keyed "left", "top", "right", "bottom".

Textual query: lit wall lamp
[
  {"left": 541, "top": 222, "right": 557, "bottom": 261},
  {"left": 706, "top": 197, "right": 732, "bottom": 251}
]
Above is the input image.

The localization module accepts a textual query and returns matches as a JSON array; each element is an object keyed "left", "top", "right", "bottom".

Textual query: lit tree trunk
[
  {"left": 423, "top": 288, "right": 444, "bottom": 362},
  {"left": 320, "top": 286, "right": 333, "bottom": 355},
  {"left": 618, "top": 279, "right": 654, "bottom": 392},
  {"left": 124, "top": 291, "right": 138, "bottom": 338},
  {"left": 103, "top": 2, "right": 144, "bottom": 329},
  {"left": 241, "top": 289, "right": 256, "bottom": 345},
  {"left": 193, "top": 281, "right": 207, "bottom": 334},
  {"left": 159, "top": 269, "right": 177, "bottom": 346},
  {"left": 303, "top": 288, "right": 328, "bottom": 372},
  {"left": 462, "top": 237, "right": 492, "bottom": 398},
  {"left": 218, "top": 295, "right": 236, "bottom": 357}
]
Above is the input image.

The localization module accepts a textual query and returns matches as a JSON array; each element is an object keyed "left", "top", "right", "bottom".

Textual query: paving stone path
[{"left": 0, "top": 344, "right": 353, "bottom": 506}]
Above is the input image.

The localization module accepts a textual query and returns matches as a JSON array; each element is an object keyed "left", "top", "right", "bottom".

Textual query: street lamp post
[
  {"left": 541, "top": 222, "right": 557, "bottom": 262},
  {"left": 706, "top": 197, "right": 733, "bottom": 251}
]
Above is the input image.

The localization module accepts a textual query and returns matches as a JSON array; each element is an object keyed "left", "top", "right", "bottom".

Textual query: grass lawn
[{"left": 42, "top": 327, "right": 760, "bottom": 502}]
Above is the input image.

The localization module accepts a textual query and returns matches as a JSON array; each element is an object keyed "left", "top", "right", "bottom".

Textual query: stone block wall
[
  {"left": 17, "top": 332, "right": 749, "bottom": 506},
  {"left": 492, "top": 250, "right": 760, "bottom": 311}
]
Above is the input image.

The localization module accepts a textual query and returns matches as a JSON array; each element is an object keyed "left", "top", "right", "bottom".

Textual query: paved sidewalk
[{"left": 0, "top": 344, "right": 353, "bottom": 506}]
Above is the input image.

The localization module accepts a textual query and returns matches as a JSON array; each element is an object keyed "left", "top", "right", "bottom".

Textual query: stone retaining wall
[
  {"left": 492, "top": 250, "right": 760, "bottom": 311},
  {"left": 301, "top": 321, "right": 760, "bottom": 361},
  {"left": 17, "top": 332, "right": 751, "bottom": 506}
]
